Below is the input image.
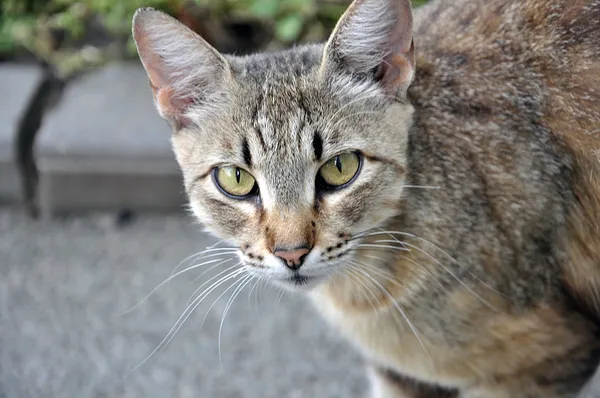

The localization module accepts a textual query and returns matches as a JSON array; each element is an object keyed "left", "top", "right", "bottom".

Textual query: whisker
[
  {"left": 368, "top": 231, "right": 410, "bottom": 249},
  {"left": 254, "top": 277, "right": 263, "bottom": 314},
  {"left": 247, "top": 276, "right": 262, "bottom": 303},
  {"left": 402, "top": 185, "right": 441, "bottom": 190},
  {"left": 350, "top": 248, "right": 448, "bottom": 293},
  {"left": 347, "top": 227, "right": 384, "bottom": 241},
  {"left": 355, "top": 243, "right": 410, "bottom": 251},
  {"left": 191, "top": 258, "right": 235, "bottom": 283},
  {"left": 347, "top": 265, "right": 432, "bottom": 362},
  {"left": 352, "top": 245, "right": 450, "bottom": 289},
  {"left": 369, "top": 238, "right": 498, "bottom": 311},
  {"left": 374, "top": 230, "right": 501, "bottom": 291},
  {"left": 123, "top": 255, "right": 237, "bottom": 315},
  {"left": 342, "top": 266, "right": 381, "bottom": 312},
  {"left": 356, "top": 229, "right": 503, "bottom": 299},
  {"left": 258, "top": 275, "right": 273, "bottom": 311},
  {"left": 186, "top": 264, "right": 241, "bottom": 306},
  {"left": 129, "top": 267, "right": 245, "bottom": 374},
  {"left": 349, "top": 260, "right": 409, "bottom": 291},
  {"left": 275, "top": 286, "right": 286, "bottom": 305},
  {"left": 198, "top": 269, "right": 249, "bottom": 329},
  {"left": 170, "top": 245, "right": 236, "bottom": 276},
  {"left": 218, "top": 274, "right": 254, "bottom": 370}
]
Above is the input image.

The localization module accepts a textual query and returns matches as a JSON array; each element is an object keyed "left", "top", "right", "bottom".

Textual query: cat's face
[{"left": 133, "top": 0, "right": 415, "bottom": 290}]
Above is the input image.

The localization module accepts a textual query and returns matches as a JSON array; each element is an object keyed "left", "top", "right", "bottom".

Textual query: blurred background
[{"left": 0, "top": 1, "right": 425, "bottom": 397}]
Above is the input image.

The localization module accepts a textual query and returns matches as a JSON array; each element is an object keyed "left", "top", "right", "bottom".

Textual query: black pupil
[
  {"left": 235, "top": 168, "right": 241, "bottom": 183},
  {"left": 335, "top": 156, "right": 343, "bottom": 173}
]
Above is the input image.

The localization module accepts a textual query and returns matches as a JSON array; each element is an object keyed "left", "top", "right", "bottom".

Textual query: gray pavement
[{"left": 0, "top": 208, "right": 366, "bottom": 398}]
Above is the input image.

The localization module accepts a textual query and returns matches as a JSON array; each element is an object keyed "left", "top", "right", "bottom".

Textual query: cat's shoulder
[{"left": 412, "top": 0, "right": 600, "bottom": 321}]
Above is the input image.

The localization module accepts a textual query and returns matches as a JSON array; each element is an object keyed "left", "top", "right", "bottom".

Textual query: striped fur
[{"left": 133, "top": 0, "right": 600, "bottom": 396}]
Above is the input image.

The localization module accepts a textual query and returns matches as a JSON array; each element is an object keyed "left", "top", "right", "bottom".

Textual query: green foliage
[
  {"left": 1, "top": 0, "right": 429, "bottom": 76},
  {"left": 227, "top": 0, "right": 346, "bottom": 44}
]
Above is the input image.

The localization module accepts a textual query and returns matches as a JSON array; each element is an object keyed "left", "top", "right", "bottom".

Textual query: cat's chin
[{"left": 271, "top": 273, "right": 326, "bottom": 292}]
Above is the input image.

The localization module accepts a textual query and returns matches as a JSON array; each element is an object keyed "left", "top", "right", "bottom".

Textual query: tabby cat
[{"left": 132, "top": 0, "right": 600, "bottom": 396}]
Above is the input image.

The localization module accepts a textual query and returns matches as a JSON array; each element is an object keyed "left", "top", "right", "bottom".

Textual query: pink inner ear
[
  {"left": 135, "top": 28, "right": 192, "bottom": 121},
  {"left": 134, "top": 29, "right": 170, "bottom": 89},
  {"left": 379, "top": 40, "right": 415, "bottom": 93},
  {"left": 154, "top": 85, "right": 193, "bottom": 125},
  {"left": 140, "top": 45, "right": 194, "bottom": 124}
]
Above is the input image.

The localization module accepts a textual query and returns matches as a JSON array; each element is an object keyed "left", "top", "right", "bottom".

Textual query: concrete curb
[
  {"left": 0, "top": 64, "right": 44, "bottom": 204},
  {"left": 36, "top": 63, "right": 186, "bottom": 216}
]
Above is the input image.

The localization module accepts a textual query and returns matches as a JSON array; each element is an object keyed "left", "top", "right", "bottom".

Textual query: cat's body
[
  {"left": 132, "top": 0, "right": 600, "bottom": 396},
  {"left": 315, "top": 1, "right": 600, "bottom": 396}
]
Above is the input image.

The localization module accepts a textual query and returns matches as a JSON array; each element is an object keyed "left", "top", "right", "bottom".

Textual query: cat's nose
[{"left": 274, "top": 246, "right": 310, "bottom": 270}]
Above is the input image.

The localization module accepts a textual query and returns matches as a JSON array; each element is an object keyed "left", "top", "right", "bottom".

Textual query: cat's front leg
[{"left": 368, "top": 367, "right": 457, "bottom": 398}]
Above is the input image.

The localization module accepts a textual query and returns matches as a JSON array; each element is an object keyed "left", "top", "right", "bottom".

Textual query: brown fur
[
  {"left": 133, "top": 0, "right": 600, "bottom": 396},
  {"left": 316, "top": 0, "right": 600, "bottom": 396}
]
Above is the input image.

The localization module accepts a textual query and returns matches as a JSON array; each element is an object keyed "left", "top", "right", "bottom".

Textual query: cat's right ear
[
  {"left": 132, "top": 8, "right": 229, "bottom": 127},
  {"left": 321, "top": 0, "right": 415, "bottom": 98}
]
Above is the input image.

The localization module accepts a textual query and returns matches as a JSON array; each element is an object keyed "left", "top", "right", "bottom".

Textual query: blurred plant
[
  {"left": 1, "top": 0, "right": 182, "bottom": 76},
  {"left": 1, "top": 0, "right": 429, "bottom": 77}
]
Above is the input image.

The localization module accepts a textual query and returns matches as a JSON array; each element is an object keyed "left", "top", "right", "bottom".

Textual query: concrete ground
[{"left": 0, "top": 208, "right": 366, "bottom": 398}]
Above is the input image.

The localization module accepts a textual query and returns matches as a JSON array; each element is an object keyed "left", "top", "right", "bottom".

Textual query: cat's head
[{"left": 133, "top": 0, "right": 415, "bottom": 290}]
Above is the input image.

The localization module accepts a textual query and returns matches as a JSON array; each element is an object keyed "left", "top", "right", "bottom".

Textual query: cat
[{"left": 132, "top": 0, "right": 600, "bottom": 396}]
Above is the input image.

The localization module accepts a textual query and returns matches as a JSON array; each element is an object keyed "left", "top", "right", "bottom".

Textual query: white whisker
[
  {"left": 367, "top": 237, "right": 498, "bottom": 311},
  {"left": 352, "top": 250, "right": 448, "bottom": 293},
  {"left": 198, "top": 268, "right": 248, "bottom": 329},
  {"left": 170, "top": 244, "right": 235, "bottom": 276},
  {"left": 186, "top": 264, "right": 241, "bottom": 306},
  {"left": 247, "top": 276, "right": 262, "bottom": 304},
  {"left": 343, "top": 266, "right": 381, "bottom": 312},
  {"left": 354, "top": 228, "right": 503, "bottom": 301},
  {"left": 402, "top": 185, "right": 441, "bottom": 190},
  {"left": 374, "top": 229, "right": 501, "bottom": 293},
  {"left": 191, "top": 257, "right": 235, "bottom": 283},
  {"left": 275, "top": 286, "right": 286, "bottom": 305},
  {"left": 218, "top": 274, "right": 254, "bottom": 369},
  {"left": 349, "top": 260, "right": 408, "bottom": 290},
  {"left": 355, "top": 243, "right": 410, "bottom": 251},
  {"left": 123, "top": 255, "right": 237, "bottom": 315},
  {"left": 129, "top": 267, "right": 246, "bottom": 374},
  {"left": 347, "top": 264, "right": 432, "bottom": 362}
]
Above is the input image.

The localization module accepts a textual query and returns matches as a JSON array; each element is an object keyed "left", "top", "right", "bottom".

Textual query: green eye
[
  {"left": 319, "top": 152, "right": 361, "bottom": 187},
  {"left": 214, "top": 166, "right": 256, "bottom": 197}
]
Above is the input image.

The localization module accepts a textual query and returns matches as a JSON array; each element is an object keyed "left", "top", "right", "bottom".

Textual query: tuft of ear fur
[
  {"left": 132, "top": 8, "right": 229, "bottom": 127},
  {"left": 322, "top": 0, "right": 415, "bottom": 97}
]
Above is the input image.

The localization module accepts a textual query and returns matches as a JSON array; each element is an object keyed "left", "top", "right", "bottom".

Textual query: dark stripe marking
[
  {"left": 313, "top": 132, "right": 323, "bottom": 161},
  {"left": 252, "top": 91, "right": 267, "bottom": 150},
  {"left": 242, "top": 137, "right": 252, "bottom": 166}
]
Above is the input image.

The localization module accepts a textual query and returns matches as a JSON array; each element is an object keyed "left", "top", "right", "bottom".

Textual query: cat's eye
[
  {"left": 319, "top": 152, "right": 361, "bottom": 188},
  {"left": 214, "top": 166, "right": 257, "bottom": 198}
]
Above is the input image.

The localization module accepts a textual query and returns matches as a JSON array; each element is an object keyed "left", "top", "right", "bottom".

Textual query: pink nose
[{"left": 274, "top": 247, "right": 310, "bottom": 270}]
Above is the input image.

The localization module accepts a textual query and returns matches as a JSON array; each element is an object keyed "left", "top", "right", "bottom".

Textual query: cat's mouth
[
  {"left": 243, "top": 249, "right": 351, "bottom": 291},
  {"left": 273, "top": 271, "right": 325, "bottom": 291},
  {"left": 289, "top": 273, "right": 313, "bottom": 287}
]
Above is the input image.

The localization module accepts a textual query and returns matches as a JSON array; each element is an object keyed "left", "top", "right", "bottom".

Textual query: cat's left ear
[{"left": 322, "top": 0, "right": 415, "bottom": 97}]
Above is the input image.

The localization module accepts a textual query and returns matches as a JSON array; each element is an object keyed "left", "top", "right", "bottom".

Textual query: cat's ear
[
  {"left": 132, "top": 8, "right": 229, "bottom": 127},
  {"left": 322, "top": 0, "right": 415, "bottom": 97}
]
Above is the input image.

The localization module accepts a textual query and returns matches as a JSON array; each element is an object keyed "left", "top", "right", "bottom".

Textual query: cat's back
[
  {"left": 412, "top": 0, "right": 600, "bottom": 122},
  {"left": 412, "top": 0, "right": 600, "bottom": 316}
]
